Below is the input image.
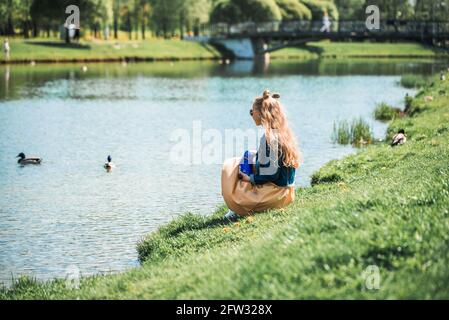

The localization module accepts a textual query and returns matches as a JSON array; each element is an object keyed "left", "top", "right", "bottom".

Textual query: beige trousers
[{"left": 221, "top": 157, "right": 295, "bottom": 217}]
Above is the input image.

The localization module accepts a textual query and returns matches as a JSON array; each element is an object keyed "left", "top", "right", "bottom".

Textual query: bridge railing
[{"left": 208, "top": 20, "right": 449, "bottom": 38}]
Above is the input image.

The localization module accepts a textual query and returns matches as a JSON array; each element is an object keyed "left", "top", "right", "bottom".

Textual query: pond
[{"left": 0, "top": 58, "right": 444, "bottom": 285}]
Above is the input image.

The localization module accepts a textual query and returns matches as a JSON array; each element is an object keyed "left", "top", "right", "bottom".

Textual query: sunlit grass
[
  {"left": 332, "top": 118, "right": 373, "bottom": 146},
  {"left": 374, "top": 102, "right": 401, "bottom": 121},
  {"left": 400, "top": 74, "right": 433, "bottom": 89},
  {"left": 0, "top": 37, "right": 220, "bottom": 63}
]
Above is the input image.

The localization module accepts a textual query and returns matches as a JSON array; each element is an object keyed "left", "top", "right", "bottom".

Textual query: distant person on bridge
[{"left": 320, "top": 12, "right": 331, "bottom": 33}]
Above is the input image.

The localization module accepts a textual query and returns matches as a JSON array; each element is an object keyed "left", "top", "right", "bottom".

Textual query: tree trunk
[
  {"left": 180, "top": 11, "right": 184, "bottom": 40},
  {"left": 128, "top": 15, "right": 132, "bottom": 40},
  {"left": 23, "top": 21, "right": 29, "bottom": 38},
  {"left": 65, "top": 28, "right": 70, "bottom": 43},
  {"left": 141, "top": 22, "right": 145, "bottom": 40},
  {"left": 114, "top": 18, "right": 118, "bottom": 39},
  {"left": 32, "top": 20, "right": 38, "bottom": 37}
]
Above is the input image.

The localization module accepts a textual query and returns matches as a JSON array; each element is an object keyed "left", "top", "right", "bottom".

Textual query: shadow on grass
[
  {"left": 297, "top": 44, "right": 325, "bottom": 56},
  {"left": 163, "top": 216, "right": 227, "bottom": 238},
  {"left": 25, "top": 41, "right": 91, "bottom": 50}
]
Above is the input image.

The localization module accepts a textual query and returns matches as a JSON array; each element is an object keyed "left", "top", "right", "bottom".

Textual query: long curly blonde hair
[{"left": 253, "top": 89, "right": 300, "bottom": 168}]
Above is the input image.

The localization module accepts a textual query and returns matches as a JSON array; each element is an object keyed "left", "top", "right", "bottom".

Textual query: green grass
[
  {"left": 2, "top": 38, "right": 447, "bottom": 63},
  {"left": 400, "top": 74, "right": 434, "bottom": 89},
  {"left": 332, "top": 118, "right": 373, "bottom": 146},
  {"left": 2, "top": 76, "right": 449, "bottom": 299},
  {"left": 0, "top": 38, "right": 220, "bottom": 63},
  {"left": 374, "top": 102, "right": 402, "bottom": 121},
  {"left": 272, "top": 41, "right": 448, "bottom": 60}
]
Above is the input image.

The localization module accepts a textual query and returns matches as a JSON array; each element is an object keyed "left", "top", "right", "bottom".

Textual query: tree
[
  {"left": 415, "top": 0, "right": 449, "bottom": 21},
  {"left": 210, "top": 0, "right": 243, "bottom": 23},
  {"left": 301, "top": 0, "right": 339, "bottom": 21},
  {"left": 112, "top": 0, "right": 120, "bottom": 38},
  {"left": 210, "top": 0, "right": 282, "bottom": 23},
  {"left": 361, "top": 0, "right": 413, "bottom": 20},
  {"left": 236, "top": 0, "right": 282, "bottom": 22},
  {"left": 149, "top": 0, "right": 181, "bottom": 38},
  {"left": 179, "top": 0, "right": 210, "bottom": 37},
  {"left": 275, "top": 0, "right": 312, "bottom": 20}
]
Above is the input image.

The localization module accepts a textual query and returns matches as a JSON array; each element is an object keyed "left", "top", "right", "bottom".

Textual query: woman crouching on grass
[{"left": 221, "top": 89, "right": 301, "bottom": 221}]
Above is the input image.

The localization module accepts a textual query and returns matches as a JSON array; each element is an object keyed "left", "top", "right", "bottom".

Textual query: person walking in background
[
  {"left": 320, "top": 12, "right": 331, "bottom": 33},
  {"left": 3, "top": 39, "right": 10, "bottom": 60}
]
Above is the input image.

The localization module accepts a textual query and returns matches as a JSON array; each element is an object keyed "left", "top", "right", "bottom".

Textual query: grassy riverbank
[
  {"left": 2, "top": 73, "right": 449, "bottom": 299},
  {"left": 0, "top": 38, "right": 221, "bottom": 63},
  {"left": 271, "top": 41, "right": 448, "bottom": 59},
  {"left": 1, "top": 38, "right": 447, "bottom": 64}
]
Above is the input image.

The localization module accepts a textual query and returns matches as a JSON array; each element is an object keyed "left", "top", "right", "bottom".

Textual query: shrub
[
  {"left": 311, "top": 171, "right": 343, "bottom": 185},
  {"left": 332, "top": 120, "right": 351, "bottom": 144},
  {"left": 351, "top": 118, "right": 373, "bottom": 146},
  {"left": 374, "top": 102, "right": 399, "bottom": 121}
]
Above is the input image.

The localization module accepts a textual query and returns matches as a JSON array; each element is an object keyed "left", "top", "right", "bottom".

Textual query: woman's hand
[{"left": 239, "top": 172, "right": 251, "bottom": 182}]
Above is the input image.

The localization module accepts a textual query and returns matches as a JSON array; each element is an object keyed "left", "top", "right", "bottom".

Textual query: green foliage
[
  {"left": 332, "top": 120, "right": 351, "bottom": 144},
  {"left": 302, "top": 0, "right": 339, "bottom": 21},
  {"left": 149, "top": 0, "right": 181, "bottom": 37},
  {"left": 333, "top": 0, "right": 364, "bottom": 20},
  {"left": 361, "top": 0, "right": 414, "bottom": 20},
  {"left": 350, "top": 117, "right": 373, "bottom": 145},
  {"left": 374, "top": 102, "right": 399, "bottom": 121},
  {"left": 332, "top": 118, "right": 373, "bottom": 146},
  {"left": 0, "top": 38, "right": 220, "bottom": 62},
  {"left": 400, "top": 74, "right": 433, "bottom": 89},
  {"left": 210, "top": 0, "right": 243, "bottom": 23},
  {"left": 275, "top": 0, "right": 312, "bottom": 20},
  {"left": 234, "top": 0, "right": 283, "bottom": 22},
  {"left": 212, "top": 0, "right": 294, "bottom": 23},
  {"left": 2, "top": 75, "right": 449, "bottom": 300}
]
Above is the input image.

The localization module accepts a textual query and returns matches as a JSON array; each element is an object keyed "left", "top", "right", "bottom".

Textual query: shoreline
[
  {"left": 2, "top": 54, "right": 448, "bottom": 66},
  {"left": 1, "top": 68, "right": 449, "bottom": 299},
  {"left": 0, "top": 56, "right": 221, "bottom": 65}
]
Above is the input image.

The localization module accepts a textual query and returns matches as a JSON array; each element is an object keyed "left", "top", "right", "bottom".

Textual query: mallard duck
[
  {"left": 391, "top": 129, "right": 407, "bottom": 147},
  {"left": 104, "top": 155, "right": 115, "bottom": 170},
  {"left": 16, "top": 152, "right": 42, "bottom": 165}
]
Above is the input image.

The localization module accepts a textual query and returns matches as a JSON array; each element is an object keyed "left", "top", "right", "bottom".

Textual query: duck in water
[
  {"left": 16, "top": 152, "right": 42, "bottom": 165},
  {"left": 391, "top": 129, "right": 407, "bottom": 147},
  {"left": 104, "top": 155, "right": 115, "bottom": 171}
]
